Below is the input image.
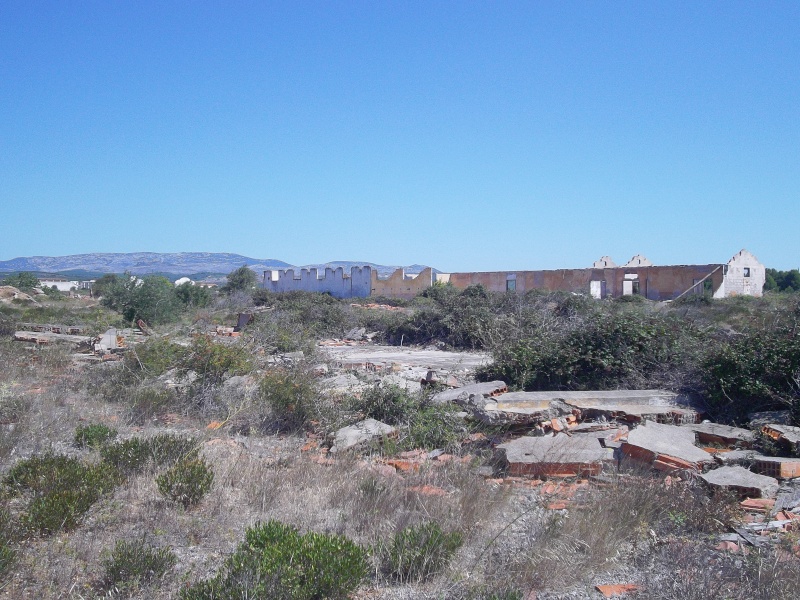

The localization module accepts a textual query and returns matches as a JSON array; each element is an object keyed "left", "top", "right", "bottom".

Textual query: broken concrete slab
[
  {"left": 320, "top": 373, "right": 368, "bottom": 395},
  {"left": 430, "top": 381, "right": 508, "bottom": 405},
  {"left": 496, "top": 433, "right": 614, "bottom": 477},
  {"left": 14, "top": 330, "right": 93, "bottom": 347},
  {"left": 329, "top": 418, "right": 397, "bottom": 453},
  {"left": 379, "top": 374, "right": 422, "bottom": 394},
  {"left": 621, "top": 421, "right": 714, "bottom": 472},
  {"left": 683, "top": 422, "right": 756, "bottom": 447},
  {"left": 699, "top": 466, "right": 779, "bottom": 498},
  {"left": 465, "top": 391, "right": 571, "bottom": 426},
  {"left": 322, "top": 344, "right": 489, "bottom": 372},
  {"left": 524, "top": 389, "right": 699, "bottom": 425}
]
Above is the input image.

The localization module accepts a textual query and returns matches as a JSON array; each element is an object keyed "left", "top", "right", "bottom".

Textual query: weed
[
  {"left": 74, "top": 423, "right": 118, "bottom": 448},
  {"left": 156, "top": 457, "right": 214, "bottom": 508}
]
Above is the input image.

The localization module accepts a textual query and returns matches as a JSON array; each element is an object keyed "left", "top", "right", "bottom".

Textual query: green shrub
[
  {"left": 101, "top": 538, "right": 177, "bottom": 590},
  {"left": 704, "top": 324, "right": 800, "bottom": 423},
  {"left": 156, "top": 457, "right": 213, "bottom": 508},
  {"left": 351, "top": 384, "right": 417, "bottom": 425},
  {"left": 3, "top": 452, "right": 119, "bottom": 534},
  {"left": 381, "top": 521, "right": 463, "bottom": 583},
  {"left": 181, "top": 335, "right": 252, "bottom": 386},
  {"left": 101, "top": 435, "right": 198, "bottom": 476},
  {"left": 100, "top": 438, "right": 152, "bottom": 475},
  {"left": 181, "top": 520, "right": 368, "bottom": 600},
  {"left": 127, "top": 339, "right": 186, "bottom": 377},
  {"left": 0, "top": 508, "right": 17, "bottom": 579},
  {"left": 74, "top": 423, "right": 118, "bottom": 448},
  {"left": 257, "top": 367, "right": 321, "bottom": 432},
  {"left": 403, "top": 403, "right": 465, "bottom": 452}
]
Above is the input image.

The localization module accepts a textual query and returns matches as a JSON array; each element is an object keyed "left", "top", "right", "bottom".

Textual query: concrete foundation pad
[
  {"left": 699, "top": 466, "right": 779, "bottom": 499},
  {"left": 497, "top": 433, "right": 614, "bottom": 477}
]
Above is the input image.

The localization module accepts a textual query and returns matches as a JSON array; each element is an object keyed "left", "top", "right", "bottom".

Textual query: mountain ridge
[{"left": 0, "top": 253, "right": 435, "bottom": 279}]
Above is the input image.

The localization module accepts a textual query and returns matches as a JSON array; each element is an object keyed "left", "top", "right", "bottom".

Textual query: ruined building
[{"left": 262, "top": 249, "right": 765, "bottom": 301}]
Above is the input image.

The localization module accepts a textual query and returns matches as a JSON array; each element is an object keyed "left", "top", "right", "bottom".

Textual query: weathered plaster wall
[
  {"left": 449, "top": 265, "right": 726, "bottom": 301},
  {"left": 262, "top": 266, "right": 372, "bottom": 298},
  {"left": 371, "top": 268, "right": 435, "bottom": 300},
  {"left": 721, "top": 249, "right": 765, "bottom": 298}
]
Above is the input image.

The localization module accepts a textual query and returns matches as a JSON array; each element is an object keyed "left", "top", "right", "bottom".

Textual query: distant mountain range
[{"left": 0, "top": 252, "right": 434, "bottom": 281}]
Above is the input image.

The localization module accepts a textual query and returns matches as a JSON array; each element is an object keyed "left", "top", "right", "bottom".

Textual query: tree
[
  {"left": 175, "top": 282, "right": 212, "bottom": 308},
  {"left": 2, "top": 271, "right": 39, "bottom": 291},
  {"left": 100, "top": 274, "right": 182, "bottom": 324},
  {"left": 222, "top": 265, "right": 258, "bottom": 294},
  {"left": 92, "top": 274, "right": 120, "bottom": 298}
]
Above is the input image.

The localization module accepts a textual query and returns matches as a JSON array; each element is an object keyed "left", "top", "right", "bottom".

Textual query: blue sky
[{"left": 1, "top": 1, "right": 798, "bottom": 271}]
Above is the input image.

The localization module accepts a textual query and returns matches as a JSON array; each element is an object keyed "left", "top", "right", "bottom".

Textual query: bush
[
  {"left": 704, "top": 324, "right": 800, "bottom": 423},
  {"left": 181, "top": 335, "right": 252, "bottom": 386},
  {"left": 156, "top": 457, "right": 213, "bottom": 508},
  {"left": 3, "top": 452, "right": 119, "bottom": 534},
  {"left": 381, "top": 521, "right": 463, "bottom": 583},
  {"left": 101, "top": 435, "right": 198, "bottom": 476},
  {"left": 403, "top": 403, "right": 465, "bottom": 452},
  {"left": 0, "top": 508, "right": 17, "bottom": 580},
  {"left": 101, "top": 538, "right": 177, "bottom": 590},
  {"left": 127, "top": 339, "right": 186, "bottom": 377},
  {"left": 181, "top": 520, "right": 368, "bottom": 600},
  {"left": 74, "top": 423, "right": 118, "bottom": 448},
  {"left": 256, "top": 366, "right": 321, "bottom": 433},
  {"left": 352, "top": 384, "right": 417, "bottom": 425}
]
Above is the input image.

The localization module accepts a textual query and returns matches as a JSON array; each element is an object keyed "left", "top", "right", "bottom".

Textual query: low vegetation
[{"left": 0, "top": 267, "right": 799, "bottom": 597}]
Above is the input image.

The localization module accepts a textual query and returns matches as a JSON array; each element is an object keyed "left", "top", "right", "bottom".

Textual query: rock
[
  {"left": 344, "top": 327, "right": 366, "bottom": 341},
  {"left": 699, "top": 466, "right": 779, "bottom": 499},
  {"left": 329, "top": 418, "right": 396, "bottom": 453}
]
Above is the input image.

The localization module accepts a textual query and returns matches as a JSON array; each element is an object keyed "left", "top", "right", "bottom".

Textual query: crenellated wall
[{"left": 263, "top": 266, "right": 372, "bottom": 298}]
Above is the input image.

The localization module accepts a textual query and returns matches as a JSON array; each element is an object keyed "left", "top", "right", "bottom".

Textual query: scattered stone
[{"left": 699, "top": 466, "right": 779, "bottom": 499}]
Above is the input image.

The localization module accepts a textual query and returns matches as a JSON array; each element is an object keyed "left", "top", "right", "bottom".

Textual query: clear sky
[{"left": 1, "top": 1, "right": 798, "bottom": 271}]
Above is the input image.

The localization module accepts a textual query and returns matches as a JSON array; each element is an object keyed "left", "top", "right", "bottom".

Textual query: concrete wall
[
  {"left": 371, "top": 268, "right": 436, "bottom": 300},
  {"left": 720, "top": 249, "right": 765, "bottom": 298},
  {"left": 263, "top": 266, "right": 372, "bottom": 298}
]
